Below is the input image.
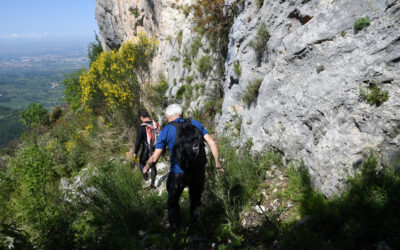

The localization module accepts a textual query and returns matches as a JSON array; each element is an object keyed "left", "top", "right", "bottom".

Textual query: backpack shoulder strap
[{"left": 170, "top": 118, "right": 187, "bottom": 127}]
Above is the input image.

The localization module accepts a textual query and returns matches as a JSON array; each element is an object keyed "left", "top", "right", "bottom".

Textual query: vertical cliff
[{"left": 95, "top": 0, "right": 400, "bottom": 197}]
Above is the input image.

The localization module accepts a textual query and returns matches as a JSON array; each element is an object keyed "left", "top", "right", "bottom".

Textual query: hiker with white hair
[{"left": 143, "top": 103, "right": 223, "bottom": 232}]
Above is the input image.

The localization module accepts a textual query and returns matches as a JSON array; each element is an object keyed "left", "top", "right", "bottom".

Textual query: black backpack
[{"left": 171, "top": 119, "right": 207, "bottom": 172}]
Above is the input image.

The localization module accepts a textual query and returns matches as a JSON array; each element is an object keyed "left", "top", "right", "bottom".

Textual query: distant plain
[{"left": 0, "top": 37, "right": 90, "bottom": 148}]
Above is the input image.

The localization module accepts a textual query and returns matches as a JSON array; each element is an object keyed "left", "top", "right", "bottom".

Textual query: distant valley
[
  {"left": 0, "top": 38, "right": 89, "bottom": 110},
  {"left": 0, "top": 37, "right": 90, "bottom": 149}
]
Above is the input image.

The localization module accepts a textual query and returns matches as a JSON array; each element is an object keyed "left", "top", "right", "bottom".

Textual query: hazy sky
[{"left": 0, "top": 0, "right": 98, "bottom": 39}]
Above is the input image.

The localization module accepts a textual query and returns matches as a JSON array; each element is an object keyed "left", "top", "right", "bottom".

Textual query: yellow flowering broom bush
[{"left": 80, "top": 33, "right": 158, "bottom": 127}]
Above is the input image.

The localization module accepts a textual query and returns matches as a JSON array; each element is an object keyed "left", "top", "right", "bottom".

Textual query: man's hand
[
  {"left": 143, "top": 149, "right": 163, "bottom": 174},
  {"left": 143, "top": 162, "right": 151, "bottom": 174},
  {"left": 215, "top": 161, "right": 224, "bottom": 175},
  {"left": 128, "top": 148, "right": 136, "bottom": 161},
  {"left": 204, "top": 134, "right": 223, "bottom": 175}
]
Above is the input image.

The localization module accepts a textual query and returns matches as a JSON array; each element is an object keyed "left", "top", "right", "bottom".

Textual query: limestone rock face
[
  {"left": 95, "top": 0, "right": 160, "bottom": 50},
  {"left": 95, "top": 0, "right": 400, "bottom": 197},
  {"left": 220, "top": 0, "right": 400, "bottom": 197}
]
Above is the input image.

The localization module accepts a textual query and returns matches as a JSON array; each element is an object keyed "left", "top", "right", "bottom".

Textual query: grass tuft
[
  {"left": 243, "top": 79, "right": 263, "bottom": 106},
  {"left": 354, "top": 16, "right": 371, "bottom": 33}
]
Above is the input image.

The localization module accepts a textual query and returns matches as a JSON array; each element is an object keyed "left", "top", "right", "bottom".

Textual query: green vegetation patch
[
  {"left": 360, "top": 81, "right": 389, "bottom": 106},
  {"left": 190, "top": 36, "right": 202, "bottom": 58},
  {"left": 19, "top": 103, "right": 49, "bottom": 129},
  {"left": 62, "top": 68, "right": 85, "bottom": 111},
  {"left": 233, "top": 60, "right": 242, "bottom": 76},
  {"left": 183, "top": 54, "right": 192, "bottom": 69},
  {"left": 177, "top": 30, "right": 183, "bottom": 46},
  {"left": 354, "top": 16, "right": 371, "bottom": 33},
  {"left": 143, "top": 74, "right": 169, "bottom": 112},
  {"left": 243, "top": 79, "right": 263, "bottom": 106},
  {"left": 129, "top": 7, "right": 140, "bottom": 18},
  {"left": 197, "top": 55, "right": 212, "bottom": 77},
  {"left": 192, "top": 0, "right": 234, "bottom": 59},
  {"left": 169, "top": 56, "right": 180, "bottom": 62},
  {"left": 185, "top": 76, "right": 194, "bottom": 84},
  {"left": 88, "top": 33, "right": 103, "bottom": 65},
  {"left": 249, "top": 23, "right": 270, "bottom": 64},
  {"left": 176, "top": 85, "right": 187, "bottom": 100}
]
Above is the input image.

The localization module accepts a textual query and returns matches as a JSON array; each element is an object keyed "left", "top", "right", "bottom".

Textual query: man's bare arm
[
  {"left": 204, "top": 134, "right": 223, "bottom": 172},
  {"left": 143, "top": 149, "right": 163, "bottom": 174}
]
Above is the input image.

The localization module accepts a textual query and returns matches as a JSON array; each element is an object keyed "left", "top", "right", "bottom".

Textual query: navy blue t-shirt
[{"left": 155, "top": 118, "right": 208, "bottom": 173}]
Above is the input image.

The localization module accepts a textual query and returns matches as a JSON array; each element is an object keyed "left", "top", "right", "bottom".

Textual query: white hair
[{"left": 165, "top": 104, "right": 182, "bottom": 117}]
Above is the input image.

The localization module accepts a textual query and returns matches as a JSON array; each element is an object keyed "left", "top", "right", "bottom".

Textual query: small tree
[
  {"left": 197, "top": 55, "right": 212, "bottom": 77},
  {"left": 88, "top": 32, "right": 104, "bottom": 65},
  {"left": 19, "top": 103, "right": 49, "bottom": 129},
  {"left": 62, "top": 68, "right": 85, "bottom": 111}
]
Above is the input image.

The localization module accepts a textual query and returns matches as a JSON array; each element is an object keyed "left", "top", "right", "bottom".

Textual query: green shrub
[
  {"left": 183, "top": 54, "right": 191, "bottom": 69},
  {"left": 183, "top": 85, "right": 194, "bottom": 100},
  {"left": 190, "top": 36, "right": 202, "bottom": 58},
  {"left": 203, "top": 137, "right": 282, "bottom": 240},
  {"left": 74, "top": 161, "right": 165, "bottom": 248},
  {"left": 143, "top": 74, "right": 169, "bottom": 111},
  {"left": 185, "top": 75, "right": 194, "bottom": 84},
  {"left": 354, "top": 16, "right": 371, "bottom": 33},
  {"left": 197, "top": 55, "right": 212, "bottom": 76},
  {"left": 194, "top": 83, "right": 201, "bottom": 91},
  {"left": 62, "top": 68, "right": 85, "bottom": 111},
  {"left": 198, "top": 82, "right": 223, "bottom": 131},
  {"left": 177, "top": 30, "right": 183, "bottom": 46},
  {"left": 19, "top": 103, "right": 49, "bottom": 129},
  {"left": 360, "top": 81, "right": 389, "bottom": 106},
  {"left": 249, "top": 23, "right": 270, "bottom": 64},
  {"left": 49, "top": 106, "right": 62, "bottom": 123},
  {"left": 87, "top": 33, "right": 103, "bottom": 65},
  {"left": 170, "top": 56, "right": 180, "bottom": 62},
  {"left": 176, "top": 85, "right": 187, "bottom": 100},
  {"left": 243, "top": 79, "right": 263, "bottom": 105},
  {"left": 129, "top": 7, "right": 140, "bottom": 18},
  {"left": 6, "top": 144, "right": 76, "bottom": 249},
  {"left": 341, "top": 30, "right": 347, "bottom": 37},
  {"left": 233, "top": 60, "right": 241, "bottom": 76}
]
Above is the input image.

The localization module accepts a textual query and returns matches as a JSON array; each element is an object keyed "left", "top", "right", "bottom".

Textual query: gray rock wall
[
  {"left": 95, "top": 0, "right": 400, "bottom": 197},
  {"left": 220, "top": 0, "right": 400, "bottom": 197}
]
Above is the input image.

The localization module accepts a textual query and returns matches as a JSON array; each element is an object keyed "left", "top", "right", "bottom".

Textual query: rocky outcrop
[
  {"left": 95, "top": 0, "right": 400, "bottom": 197},
  {"left": 219, "top": 0, "right": 400, "bottom": 197},
  {"left": 95, "top": 0, "right": 161, "bottom": 50}
]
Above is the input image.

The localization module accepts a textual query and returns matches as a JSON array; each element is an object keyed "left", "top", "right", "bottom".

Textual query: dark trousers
[
  {"left": 166, "top": 169, "right": 205, "bottom": 229},
  {"left": 139, "top": 162, "right": 157, "bottom": 186}
]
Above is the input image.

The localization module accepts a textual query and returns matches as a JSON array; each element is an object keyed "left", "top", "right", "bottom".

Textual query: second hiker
[{"left": 132, "top": 109, "right": 161, "bottom": 188}]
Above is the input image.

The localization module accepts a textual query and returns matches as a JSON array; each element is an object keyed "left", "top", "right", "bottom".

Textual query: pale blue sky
[{"left": 0, "top": 0, "right": 98, "bottom": 39}]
